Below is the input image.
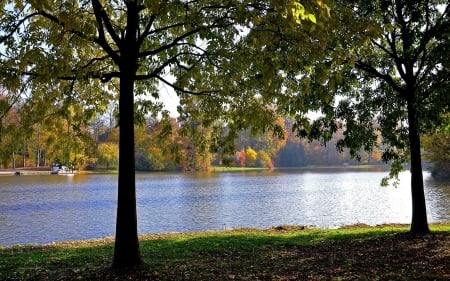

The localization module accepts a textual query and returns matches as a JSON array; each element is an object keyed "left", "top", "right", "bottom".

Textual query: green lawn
[{"left": 1, "top": 224, "right": 449, "bottom": 280}]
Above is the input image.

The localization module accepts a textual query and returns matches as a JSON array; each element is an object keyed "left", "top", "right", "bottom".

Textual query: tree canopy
[
  {"left": 297, "top": 0, "right": 449, "bottom": 233},
  {"left": 182, "top": 0, "right": 450, "bottom": 234},
  {"left": 0, "top": 0, "right": 323, "bottom": 269},
  {"left": 1, "top": 0, "right": 447, "bottom": 270}
]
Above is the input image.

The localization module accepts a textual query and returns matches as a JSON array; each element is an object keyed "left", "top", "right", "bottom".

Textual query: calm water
[{"left": 0, "top": 169, "right": 449, "bottom": 246}]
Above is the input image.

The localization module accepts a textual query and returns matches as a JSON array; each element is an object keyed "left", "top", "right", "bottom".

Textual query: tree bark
[
  {"left": 407, "top": 98, "right": 430, "bottom": 234},
  {"left": 112, "top": 71, "right": 142, "bottom": 268},
  {"left": 112, "top": 2, "right": 143, "bottom": 268}
]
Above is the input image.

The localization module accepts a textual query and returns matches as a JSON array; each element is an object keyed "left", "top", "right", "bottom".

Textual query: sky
[{"left": 158, "top": 82, "right": 180, "bottom": 117}]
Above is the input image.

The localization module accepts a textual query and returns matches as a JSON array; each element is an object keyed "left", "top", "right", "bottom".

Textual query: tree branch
[
  {"left": 90, "top": 0, "right": 121, "bottom": 64},
  {"left": 355, "top": 60, "right": 405, "bottom": 97},
  {"left": 0, "top": 11, "right": 40, "bottom": 44},
  {"left": 91, "top": 0, "right": 121, "bottom": 47},
  {"left": 139, "top": 25, "right": 204, "bottom": 58},
  {"left": 37, "top": 9, "right": 120, "bottom": 64},
  {"left": 137, "top": 14, "right": 156, "bottom": 46},
  {"left": 156, "top": 75, "right": 219, "bottom": 96}
]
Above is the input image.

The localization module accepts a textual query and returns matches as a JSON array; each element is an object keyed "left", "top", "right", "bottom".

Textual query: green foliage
[
  {"left": 422, "top": 116, "right": 450, "bottom": 179},
  {"left": 279, "top": 1, "right": 450, "bottom": 188},
  {"left": 283, "top": 1, "right": 319, "bottom": 24},
  {"left": 176, "top": 0, "right": 330, "bottom": 160},
  {"left": 280, "top": 0, "right": 450, "bottom": 232}
]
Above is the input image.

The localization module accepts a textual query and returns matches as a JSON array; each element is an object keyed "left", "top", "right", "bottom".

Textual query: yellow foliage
[
  {"left": 316, "top": 0, "right": 331, "bottom": 17},
  {"left": 282, "top": 1, "right": 317, "bottom": 24},
  {"left": 245, "top": 147, "right": 258, "bottom": 166},
  {"left": 282, "top": 0, "right": 331, "bottom": 25}
]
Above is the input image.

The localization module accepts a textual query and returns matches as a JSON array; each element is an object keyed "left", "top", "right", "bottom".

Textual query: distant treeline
[{"left": 0, "top": 101, "right": 386, "bottom": 171}]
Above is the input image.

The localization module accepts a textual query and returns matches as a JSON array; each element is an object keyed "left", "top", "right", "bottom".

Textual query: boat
[{"left": 51, "top": 162, "right": 76, "bottom": 175}]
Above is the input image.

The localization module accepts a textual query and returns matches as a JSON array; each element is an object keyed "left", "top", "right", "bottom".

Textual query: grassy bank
[
  {"left": 211, "top": 166, "right": 269, "bottom": 172},
  {"left": 210, "top": 164, "right": 389, "bottom": 172},
  {"left": 1, "top": 224, "right": 449, "bottom": 280}
]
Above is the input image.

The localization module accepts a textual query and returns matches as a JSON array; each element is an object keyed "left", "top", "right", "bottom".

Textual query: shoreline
[
  {"left": 0, "top": 164, "right": 391, "bottom": 176},
  {"left": 2, "top": 223, "right": 449, "bottom": 249},
  {"left": 0, "top": 167, "right": 84, "bottom": 176}
]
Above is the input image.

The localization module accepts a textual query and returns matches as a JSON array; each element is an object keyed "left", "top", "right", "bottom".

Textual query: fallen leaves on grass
[{"left": 1, "top": 227, "right": 449, "bottom": 280}]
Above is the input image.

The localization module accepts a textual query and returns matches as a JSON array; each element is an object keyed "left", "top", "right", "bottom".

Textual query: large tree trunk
[
  {"left": 112, "top": 72, "right": 142, "bottom": 268},
  {"left": 407, "top": 99, "right": 430, "bottom": 234},
  {"left": 112, "top": 2, "right": 142, "bottom": 268},
  {"left": 112, "top": 71, "right": 143, "bottom": 268}
]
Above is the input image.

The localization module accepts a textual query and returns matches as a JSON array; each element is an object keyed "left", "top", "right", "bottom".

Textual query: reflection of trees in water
[{"left": 424, "top": 176, "right": 450, "bottom": 222}]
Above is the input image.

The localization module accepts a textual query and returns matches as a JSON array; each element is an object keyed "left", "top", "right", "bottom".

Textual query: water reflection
[
  {"left": 0, "top": 170, "right": 448, "bottom": 246},
  {"left": 424, "top": 174, "right": 450, "bottom": 223},
  {"left": 0, "top": 174, "right": 117, "bottom": 246}
]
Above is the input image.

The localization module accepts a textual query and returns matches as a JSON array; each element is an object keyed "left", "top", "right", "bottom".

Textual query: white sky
[{"left": 158, "top": 82, "right": 180, "bottom": 117}]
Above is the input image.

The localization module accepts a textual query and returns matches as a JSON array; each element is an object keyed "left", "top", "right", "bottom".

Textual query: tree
[
  {"left": 245, "top": 147, "right": 258, "bottom": 166},
  {"left": 305, "top": 0, "right": 450, "bottom": 233},
  {"left": 2, "top": 0, "right": 321, "bottom": 268},
  {"left": 275, "top": 141, "right": 307, "bottom": 167},
  {"left": 176, "top": 0, "right": 325, "bottom": 165},
  {"left": 257, "top": 150, "right": 274, "bottom": 168},
  {"left": 422, "top": 114, "right": 450, "bottom": 179},
  {"left": 8, "top": 0, "right": 259, "bottom": 268},
  {"left": 189, "top": 0, "right": 447, "bottom": 235},
  {"left": 98, "top": 142, "right": 119, "bottom": 169}
]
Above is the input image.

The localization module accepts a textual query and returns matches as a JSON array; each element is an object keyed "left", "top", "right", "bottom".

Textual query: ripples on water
[{"left": 0, "top": 169, "right": 449, "bottom": 246}]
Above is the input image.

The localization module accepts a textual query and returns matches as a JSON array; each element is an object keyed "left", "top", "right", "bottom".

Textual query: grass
[
  {"left": 210, "top": 164, "right": 390, "bottom": 173},
  {"left": 1, "top": 224, "right": 449, "bottom": 280},
  {"left": 211, "top": 166, "right": 269, "bottom": 172}
]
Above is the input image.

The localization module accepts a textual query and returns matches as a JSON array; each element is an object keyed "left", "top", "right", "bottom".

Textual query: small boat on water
[
  {"left": 51, "top": 162, "right": 76, "bottom": 175},
  {"left": 56, "top": 170, "right": 75, "bottom": 176}
]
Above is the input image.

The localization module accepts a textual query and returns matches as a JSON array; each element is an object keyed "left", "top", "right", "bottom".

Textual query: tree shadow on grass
[{"left": 1, "top": 229, "right": 449, "bottom": 280}]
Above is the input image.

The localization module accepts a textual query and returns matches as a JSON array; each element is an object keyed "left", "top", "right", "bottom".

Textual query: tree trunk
[
  {"left": 23, "top": 140, "right": 26, "bottom": 167},
  {"left": 407, "top": 99, "right": 430, "bottom": 234},
  {"left": 112, "top": 72, "right": 142, "bottom": 268},
  {"left": 112, "top": 2, "right": 143, "bottom": 268}
]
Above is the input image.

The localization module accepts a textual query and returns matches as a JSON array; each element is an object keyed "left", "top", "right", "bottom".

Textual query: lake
[{"left": 0, "top": 169, "right": 449, "bottom": 246}]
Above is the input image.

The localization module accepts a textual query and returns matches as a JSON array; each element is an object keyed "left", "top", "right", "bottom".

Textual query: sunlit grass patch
[{"left": 1, "top": 224, "right": 449, "bottom": 280}]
